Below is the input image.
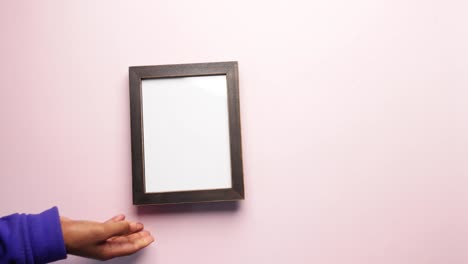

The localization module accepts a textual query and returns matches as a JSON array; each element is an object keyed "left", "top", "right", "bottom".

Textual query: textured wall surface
[{"left": 0, "top": 0, "right": 467, "bottom": 263}]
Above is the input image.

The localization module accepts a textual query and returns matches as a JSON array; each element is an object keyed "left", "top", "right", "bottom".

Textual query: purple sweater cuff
[{"left": 26, "top": 207, "right": 67, "bottom": 263}]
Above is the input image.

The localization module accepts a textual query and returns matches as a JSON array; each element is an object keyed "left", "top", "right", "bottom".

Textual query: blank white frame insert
[{"left": 141, "top": 75, "right": 232, "bottom": 193}]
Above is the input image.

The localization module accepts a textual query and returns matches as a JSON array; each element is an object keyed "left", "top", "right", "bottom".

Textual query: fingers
[
  {"left": 104, "top": 215, "right": 143, "bottom": 234},
  {"left": 108, "top": 230, "right": 153, "bottom": 243},
  {"left": 101, "top": 221, "right": 131, "bottom": 239},
  {"left": 125, "top": 231, "right": 153, "bottom": 242},
  {"left": 101, "top": 231, "right": 155, "bottom": 259},
  {"left": 102, "top": 221, "right": 146, "bottom": 239},
  {"left": 129, "top": 222, "right": 144, "bottom": 233},
  {"left": 104, "top": 215, "right": 145, "bottom": 244}
]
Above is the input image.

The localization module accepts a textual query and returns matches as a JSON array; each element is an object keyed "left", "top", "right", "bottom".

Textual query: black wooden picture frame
[{"left": 129, "top": 61, "right": 244, "bottom": 205}]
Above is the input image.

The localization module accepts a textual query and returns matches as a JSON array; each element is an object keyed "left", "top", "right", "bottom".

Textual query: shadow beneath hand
[{"left": 136, "top": 201, "right": 240, "bottom": 215}]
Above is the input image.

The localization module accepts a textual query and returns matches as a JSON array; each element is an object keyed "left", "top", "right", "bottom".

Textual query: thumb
[
  {"left": 101, "top": 221, "right": 131, "bottom": 239},
  {"left": 105, "top": 214, "right": 125, "bottom": 223}
]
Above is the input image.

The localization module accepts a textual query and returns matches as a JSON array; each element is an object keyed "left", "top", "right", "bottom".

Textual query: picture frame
[{"left": 129, "top": 61, "right": 245, "bottom": 205}]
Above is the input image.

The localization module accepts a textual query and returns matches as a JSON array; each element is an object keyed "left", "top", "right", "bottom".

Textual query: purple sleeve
[{"left": 0, "top": 207, "right": 67, "bottom": 263}]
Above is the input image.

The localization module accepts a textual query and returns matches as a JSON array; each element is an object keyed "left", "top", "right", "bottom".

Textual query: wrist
[{"left": 59, "top": 216, "right": 71, "bottom": 252}]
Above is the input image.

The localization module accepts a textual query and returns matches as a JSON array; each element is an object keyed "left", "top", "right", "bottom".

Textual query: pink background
[{"left": 1, "top": 0, "right": 467, "bottom": 263}]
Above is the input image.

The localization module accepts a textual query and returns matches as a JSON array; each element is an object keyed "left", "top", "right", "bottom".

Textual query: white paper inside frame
[{"left": 141, "top": 75, "right": 233, "bottom": 193}]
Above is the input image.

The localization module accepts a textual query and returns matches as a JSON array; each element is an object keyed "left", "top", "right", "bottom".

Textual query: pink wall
[{"left": 1, "top": 0, "right": 467, "bottom": 263}]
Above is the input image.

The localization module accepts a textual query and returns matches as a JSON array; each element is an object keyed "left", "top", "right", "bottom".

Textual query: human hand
[{"left": 60, "top": 214, "right": 154, "bottom": 260}]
